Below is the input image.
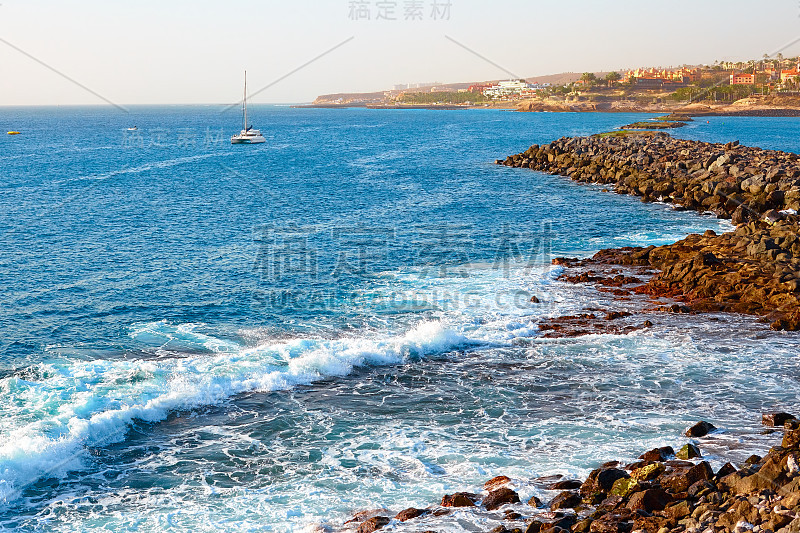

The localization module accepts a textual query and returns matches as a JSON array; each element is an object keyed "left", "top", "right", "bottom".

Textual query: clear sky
[{"left": 1, "top": 0, "right": 799, "bottom": 106}]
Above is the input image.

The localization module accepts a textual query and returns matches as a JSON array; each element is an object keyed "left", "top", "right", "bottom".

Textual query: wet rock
[
  {"left": 685, "top": 421, "right": 717, "bottom": 437},
  {"left": 676, "top": 443, "right": 702, "bottom": 460},
  {"left": 548, "top": 479, "right": 582, "bottom": 490},
  {"left": 441, "top": 492, "right": 478, "bottom": 507},
  {"left": 639, "top": 447, "right": 674, "bottom": 462},
  {"left": 784, "top": 419, "right": 800, "bottom": 448},
  {"left": 484, "top": 487, "right": 520, "bottom": 511},
  {"left": 581, "top": 468, "right": 630, "bottom": 496},
  {"left": 549, "top": 490, "right": 581, "bottom": 510},
  {"left": 485, "top": 475, "right": 513, "bottom": 490},
  {"left": 356, "top": 516, "right": 391, "bottom": 533},
  {"left": 762, "top": 412, "right": 797, "bottom": 428},
  {"left": 394, "top": 507, "right": 427, "bottom": 521},
  {"left": 345, "top": 509, "right": 392, "bottom": 524},
  {"left": 525, "top": 520, "right": 543, "bottom": 533},
  {"left": 543, "top": 515, "right": 577, "bottom": 533},
  {"left": 527, "top": 495, "right": 542, "bottom": 507}
]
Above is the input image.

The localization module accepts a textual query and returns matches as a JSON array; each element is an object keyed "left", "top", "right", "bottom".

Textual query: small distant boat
[
  {"left": 127, "top": 126, "right": 138, "bottom": 131},
  {"left": 231, "top": 71, "right": 265, "bottom": 145},
  {"left": 7, "top": 131, "right": 20, "bottom": 135}
]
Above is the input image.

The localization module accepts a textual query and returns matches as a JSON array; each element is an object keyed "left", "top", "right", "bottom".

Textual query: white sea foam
[{"left": 0, "top": 319, "right": 473, "bottom": 504}]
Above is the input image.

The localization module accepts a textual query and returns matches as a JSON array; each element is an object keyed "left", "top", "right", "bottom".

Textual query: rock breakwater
[
  {"left": 498, "top": 133, "right": 800, "bottom": 330},
  {"left": 497, "top": 133, "right": 800, "bottom": 222}
]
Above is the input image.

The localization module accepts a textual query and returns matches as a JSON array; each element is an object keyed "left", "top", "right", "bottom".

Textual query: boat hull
[{"left": 231, "top": 136, "right": 266, "bottom": 144}]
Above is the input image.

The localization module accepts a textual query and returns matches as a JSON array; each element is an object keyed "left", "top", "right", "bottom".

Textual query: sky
[{"left": 1, "top": 0, "right": 799, "bottom": 106}]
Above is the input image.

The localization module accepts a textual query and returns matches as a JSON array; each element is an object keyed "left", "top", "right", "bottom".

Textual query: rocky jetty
[
  {"left": 497, "top": 133, "right": 800, "bottom": 221},
  {"left": 497, "top": 133, "right": 800, "bottom": 330},
  {"left": 620, "top": 121, "right": 687, "bottom": 130},
  {"left": 338, "top": 416, "right": 800, "bottom": 533}
]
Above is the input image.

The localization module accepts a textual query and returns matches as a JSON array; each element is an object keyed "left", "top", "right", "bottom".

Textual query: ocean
[{"left": 1, "top": 107, "right": 799, "bottom": 531}]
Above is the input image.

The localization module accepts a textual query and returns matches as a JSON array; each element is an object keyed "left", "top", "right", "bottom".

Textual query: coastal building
[
  {"left": 624, "top": 67, "right": 699, "bottom": 85},
  {"left": 468, "top": 84, "right": 490, "bottom": 94},
  {"left": 781, "top": 65, "right": 800, "bottom": 83},
  {"left": 482, "top": 80, "right": 535, "bottom": 99},
  {"left": 730, "top": 72, "right": 756, "bottom": 85}
]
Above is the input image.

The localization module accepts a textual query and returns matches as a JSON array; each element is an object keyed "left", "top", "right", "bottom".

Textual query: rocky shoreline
[
  {"left": 497, "top": 133, "right": 800, "bottom": 330},
  {"left": 331, "top": 132, "right": 800, "bottom": 533},
  {"left": 337, "top": 416, "right": 800, "bottom": 533}
]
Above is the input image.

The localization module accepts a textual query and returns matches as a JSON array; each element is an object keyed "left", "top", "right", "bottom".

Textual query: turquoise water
[{"left": 0, "top": 108, "right": 798, "bottom": 531}]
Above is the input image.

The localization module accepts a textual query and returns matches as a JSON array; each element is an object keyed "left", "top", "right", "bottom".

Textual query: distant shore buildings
[
  {"left": 623, "top": 67, "right": 699, "bottom": 88},
  {"left": 474, "top": 80, "right": 550, "bottom": 99},
  {"left": 730, "top": 72, "right": 756, "bottom": 85}
]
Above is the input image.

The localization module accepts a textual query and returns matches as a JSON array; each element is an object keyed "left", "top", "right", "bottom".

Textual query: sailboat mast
[{"left": 243, "top": 70, "right": 248, "bottom": 131}]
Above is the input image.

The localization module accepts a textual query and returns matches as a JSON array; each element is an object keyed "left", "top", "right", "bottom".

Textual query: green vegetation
[
  {"left": 580, "top": 72, "right": 598, "bottom": 86},
  {"left": 670, "top": 84, "right": 759, "bottom": 102},
  {"left": 398, "top": 91, "right": 490, "bottom": 104},
  {"left": 605, "top": 72, "right": 622, "bottom": 82}
]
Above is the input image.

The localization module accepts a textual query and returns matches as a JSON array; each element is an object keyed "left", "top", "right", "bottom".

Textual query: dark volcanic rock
[
  {"left": 549, "top": 490, "right": 582, "bottom": 510},
  {"left": 685, "top": 421, "right": 717, "bottom": 437}
]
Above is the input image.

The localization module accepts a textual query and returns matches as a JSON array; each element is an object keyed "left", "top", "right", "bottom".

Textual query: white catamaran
[{"left": 231, "top": 71, "right": 266, "bottom": 144}]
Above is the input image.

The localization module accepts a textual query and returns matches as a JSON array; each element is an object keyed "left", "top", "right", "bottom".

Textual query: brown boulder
[
  {"left": 715, "top": 462, "right": 737, "bottom": 478},
  {"left": 639, "top": 447, "right": 674, "bottom": 462},
  {"left": 664, "top": 500, "right": 692, "bottom": 520},
  {"left": 684, "top": 421, "right": 716, "bottom": 437},
  {"left": 549, "top": 490, "right": 581, "bottom": 510},
  {"left": 357, "top": 516, "right": 391, "bottom": 533},
  {"left": 485, "top": 475, "right": 512, "bottom": 490},
  {"left": 581, "top": 468, "right": 629, "bottom": 496},
  {"left": 762, "top": 412, "right": 796, "bottom": 427},
  {"left": 484, "top": 487, "right": 520, "bottom": 511},
  {"left": 589, "top": 514, "right": 633, "bottom": 533},
  {"left": 394, "top": 507, "right": 427, "bottom": 521},
  {"left": 626, "top": 488, "right": 672, "bottom": 512},
  {"left": 441, "top": 492, "right": 478, "bottom": 507},
  {"left": 660, "top": 461, "right": 712, "bottom": 493},
  {"left": 784, "top": 419, "right": 800, "bottom": 448}
]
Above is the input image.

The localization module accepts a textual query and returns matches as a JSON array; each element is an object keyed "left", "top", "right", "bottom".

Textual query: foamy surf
[{"left": 0, "top": 320, "right": 471, "bottom": 505}]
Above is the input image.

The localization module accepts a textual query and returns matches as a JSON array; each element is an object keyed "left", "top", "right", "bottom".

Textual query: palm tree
[{"left": 580, "top": 72, "right": 597, "bottom": 87}]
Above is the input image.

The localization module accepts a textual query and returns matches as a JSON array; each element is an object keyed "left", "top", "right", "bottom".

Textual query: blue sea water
[{"left": 0, "top": 107, "right": 799, "bottom": 532}]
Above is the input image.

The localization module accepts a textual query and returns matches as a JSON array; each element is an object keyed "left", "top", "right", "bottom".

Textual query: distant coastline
[{"left": 295, "top": 97, "right": 800, "bottom": 116}]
